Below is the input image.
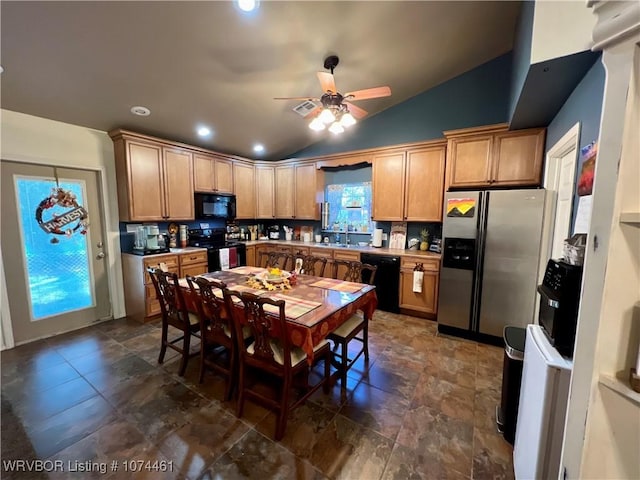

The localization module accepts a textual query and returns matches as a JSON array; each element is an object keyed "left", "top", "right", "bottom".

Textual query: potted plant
[{"left": 420, "top": 229, "right": 430, "bottom": 251}]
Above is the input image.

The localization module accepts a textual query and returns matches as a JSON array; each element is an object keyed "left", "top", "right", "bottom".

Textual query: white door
[
  {"left": 1, "top": 161, "right": 111, "bottom": 344},
  {"left": 550, "top": 148, "right": 578, "bottom": 259}
]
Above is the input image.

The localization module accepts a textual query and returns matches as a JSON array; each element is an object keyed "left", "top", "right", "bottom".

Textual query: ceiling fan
[{"left": 274, "top": 55, "right": 391, "bottom": 133}]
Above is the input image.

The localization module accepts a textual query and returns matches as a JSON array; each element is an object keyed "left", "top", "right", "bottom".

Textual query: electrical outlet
[{"left": 382, "top": 233, "right": 388, "bottom": 241}]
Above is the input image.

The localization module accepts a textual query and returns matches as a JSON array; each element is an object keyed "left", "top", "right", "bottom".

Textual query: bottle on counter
[{"left": 179, "top": 225, "right": 188, "bottom": 248}]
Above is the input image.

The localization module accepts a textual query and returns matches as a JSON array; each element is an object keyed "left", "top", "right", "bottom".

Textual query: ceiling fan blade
[
  {"left": 344, "top": 102, "right": 368, "bottom": 119},
  {"left": 344, "top": 86, "right": 391, "bottom": 101},
  {"left": 317, "top": 72, "right": 337, "bottom": 94},
  {"left": 273, "top": 96, "right": 320, "bottom": 101}
]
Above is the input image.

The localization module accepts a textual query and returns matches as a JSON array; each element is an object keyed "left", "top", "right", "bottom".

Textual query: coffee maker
[{"left": 132, "top": 225, "right": 170, "bottom": 255}]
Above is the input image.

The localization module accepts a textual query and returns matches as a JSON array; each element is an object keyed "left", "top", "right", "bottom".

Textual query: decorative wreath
[{"left": 35, "top": 187, "right": 89, "bottom": 243}]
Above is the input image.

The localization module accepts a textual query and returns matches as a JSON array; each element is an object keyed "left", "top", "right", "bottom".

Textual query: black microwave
[
  {"left": 194, "top": 193, "right": 236, "bottom": 220},
  {"left": 537, "top": 259, "right": 583, "bottom": 358}
]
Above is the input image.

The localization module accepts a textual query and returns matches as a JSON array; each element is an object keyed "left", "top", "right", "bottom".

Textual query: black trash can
[{"left": 496, "top": 325, "right": 526, "bottom": 445}]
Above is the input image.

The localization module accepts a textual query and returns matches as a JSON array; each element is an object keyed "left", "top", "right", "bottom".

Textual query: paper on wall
[{"left": 573, "top": 195, "right": 593, "bottom": 235}]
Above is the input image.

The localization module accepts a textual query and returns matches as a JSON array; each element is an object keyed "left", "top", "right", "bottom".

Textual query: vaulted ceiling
[{"left": 1, "top": 1, "right": 521, "bottom": 160}]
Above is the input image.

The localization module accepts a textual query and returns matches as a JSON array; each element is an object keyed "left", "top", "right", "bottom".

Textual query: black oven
[
  {"left": 207, "top": 243, "right": 246, "bottom": 272},
  {"left": 537, "top": 259, "right": 583, "bottom": 358},
  {"left": 188, "top": 228, "right": 246, "bottom": 272}
]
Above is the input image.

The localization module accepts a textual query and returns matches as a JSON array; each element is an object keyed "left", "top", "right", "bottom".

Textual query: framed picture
[{"left": 577, "top": 141, "right": 597, "bottom": 196}]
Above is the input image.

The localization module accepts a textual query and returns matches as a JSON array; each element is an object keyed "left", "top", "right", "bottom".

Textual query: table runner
[
  {"left": 261, "top": 293, "right": 322, "bottom": 320},
  {"left": 309, "top": 278, "right": 364, "bottom": 293}
]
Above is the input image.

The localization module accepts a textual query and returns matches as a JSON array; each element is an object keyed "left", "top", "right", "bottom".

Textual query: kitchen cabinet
[
  {"left": 245, "top": 245, "right": 256, "bottom": 267},
  {"left": 372, "top": 151, "right": 405, "bottom": 221},
  {"left": 372, "top": 141, "right": 446, "bottom": 221},
  {"left": 111, "top": 131, "right": 194, "bottom": 221},
  {"left": 255, "top": 165, "right": 275, "bottom": 219},
  {"left": 122, "top": 253, "right": 179, "bottom": 322},
  {"left": 399, "top": 256, "right": 439, "bottom": 315},
  {"left": 444, "top": 124, "right": 545, "bottom": 189},
  {"left": 233, "top": 162, "right": 256, "bottom": 219},
  {"left": 295, "top": 163, "right": 321, "bottom": 220},
  {"left": 162, "top": 146, "right": 195, "bottom": 220},
  {"left": 193, "top": 153, "right": 233, "bottom": 194},
  {"left": 275, "top": 165, "right": 295, "bottom": 218},
  {"left": 122, "top": 250, "right": 208, "bottom": 322},
  {"left": 274, "top": 164, "right": 321, "bottom": 220},
  {"left": 178, "top": 250, "right": 208, "bottom": 277},
  {"left": 491, "top": 129, "right": 545, "bottom": 186}
]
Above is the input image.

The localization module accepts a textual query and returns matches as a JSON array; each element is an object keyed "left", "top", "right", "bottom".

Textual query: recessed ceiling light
[
  {"left": 197, "top": 126, "right": 212, "bottom": 137},
  {"left": 130, "top": 106, "right": 151, "bottom": 116},
  {"left": 237, "top": 0, "right": 259, "bottom": 12},
  {"left": 253, "top": 144, "right": 265, "bottom": 154}
]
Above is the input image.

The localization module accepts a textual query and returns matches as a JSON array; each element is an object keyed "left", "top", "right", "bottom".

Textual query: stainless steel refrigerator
[{"left": 437, "top": 189, "right": 547, "bottom": 340}]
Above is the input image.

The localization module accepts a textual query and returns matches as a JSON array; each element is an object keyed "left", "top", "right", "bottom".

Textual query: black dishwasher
[{"left": 360, "top": 253, "right": 400, "bottom": 313}]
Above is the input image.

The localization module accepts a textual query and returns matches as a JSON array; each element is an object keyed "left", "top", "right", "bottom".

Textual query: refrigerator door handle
[{"left": 471, "top": 191, "right": 489, "bottom": 332}]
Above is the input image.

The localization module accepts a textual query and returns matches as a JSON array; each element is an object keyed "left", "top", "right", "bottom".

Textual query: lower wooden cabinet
[
  {"left": 245, "top": 245, "right": 256, "bottom": 267},
  {"left": 122, "top": 249, "right": 206, "bottom": 322},
  {"left": 179, "top": 250, "right": 208, "bottom": 278},
  {"left": 399, "top": 256, "right": 439, "bottom": 315}
]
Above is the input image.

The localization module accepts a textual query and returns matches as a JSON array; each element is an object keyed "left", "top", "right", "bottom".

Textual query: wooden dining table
[{"left": 179, "top": 266, "right": 378, "bottom": 364}]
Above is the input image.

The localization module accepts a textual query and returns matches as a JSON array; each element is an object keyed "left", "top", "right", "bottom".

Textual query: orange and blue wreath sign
[{"left": 36, "top": 187, "right": 89, "bottom": 243}]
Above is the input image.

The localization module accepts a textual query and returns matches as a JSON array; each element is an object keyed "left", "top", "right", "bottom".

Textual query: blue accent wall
[
  {"left": 293, "top": 52, "right": 513, "bottom": 158},
  {"left": 545, "top": 57, "right": 605, "bottom": 231},
  {"left": 509, "top": 1, "right": 534, "bottom": 121}
]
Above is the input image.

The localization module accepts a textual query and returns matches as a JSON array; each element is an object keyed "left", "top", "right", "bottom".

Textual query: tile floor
[{"left": 1, "top": 312, "right": 514, "bottom": 480}]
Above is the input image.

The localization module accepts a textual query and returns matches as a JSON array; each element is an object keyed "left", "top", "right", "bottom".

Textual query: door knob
[{"left": 96, "top": 252, "right": 106, "bottom": 259}]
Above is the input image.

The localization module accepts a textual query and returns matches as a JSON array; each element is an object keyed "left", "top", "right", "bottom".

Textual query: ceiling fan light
[
  {"left": 340, "top": 112, "right": 356, "bottom": 127},
  {"left": 328, "top": 122, "right": 344, "bottom": 134},
  {"left": 309, "top": 117, "right": 325, "bottom": 131},
  {"left": 318, "top": 108, "right": 335, "bottom": 124}
]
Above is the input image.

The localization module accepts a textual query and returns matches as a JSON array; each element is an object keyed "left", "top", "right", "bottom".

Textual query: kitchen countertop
[
  {"left": 243, "top": 239, "right": 442, "bottom": 259},
  {"left": 122, "top": 247, "right": 207, "bottom": 258}
]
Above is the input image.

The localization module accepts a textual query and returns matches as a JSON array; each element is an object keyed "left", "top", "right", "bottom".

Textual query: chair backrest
[
  {"left": 331, "top": 260, "right": 377, "bottom": 284},
  {"left": 147, "top": 267, "right": 190, "bottom": 327},
  {"left": 302, "top": 255, "right": 328, "bottom": 276},
  {"left": 186, "top": 276, "right": 229, "bottom": 340},
  {"left": 259, "top": 251, "right": 288, "bottom": 269},
  {"left": 223, "top": 289, "right": 293, "bottom": 372}
]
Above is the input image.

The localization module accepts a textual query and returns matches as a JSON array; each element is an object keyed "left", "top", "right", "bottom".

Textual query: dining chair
[
  {"left": 301, "top": 255, "right": 328, "bottom": 276},
  {"left": 224, "top": 289, "right": 331, "bottom": 440},
  {"left": 147, "top": 268, "right": 200, "bottom": 376},
  {"left": 186, "top": 276, "right": 236, "bottom": 400},
  {"left": 327, "top": 261, "right": 378, "bottom": 394},
  {"left": 259, "top": 251, "right": 288, "bottom": 269}
]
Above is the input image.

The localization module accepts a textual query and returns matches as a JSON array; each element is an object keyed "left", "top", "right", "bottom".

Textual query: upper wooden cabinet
[
  {"left": 233, "top": 162, "right": 256, "bottom": 219},
  {"left": 193, "top": 153, "right": 233, "bottom": 194},
  {"left": 110, "top": 131, "right": 194, "bottom": 221},
  {"left": 255, "top": 165, "right": 275, "bottom": 219},
  {"left": 444, "top": 124, "right": 545, "bottom": 190},
  {"left": 275, "top": 165, "right": 295, "bottom": 218},
  {"left": 372, "top": 141, "right": 446, "bottom": 221},
  {"left": 162, "top": 146, "right": 194, "bottom": 220},
  {"left": 372, "top": 151, "right": 406, "bottom": 221},
  {"left": 273, "top": 163, "right": 321, "bottom": 220},
  {"left": 492, "top": 129, "right": 545, "bottom": 186},
  {"left": 295, "top": 163, "right": 321, "bottom": 220}
]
